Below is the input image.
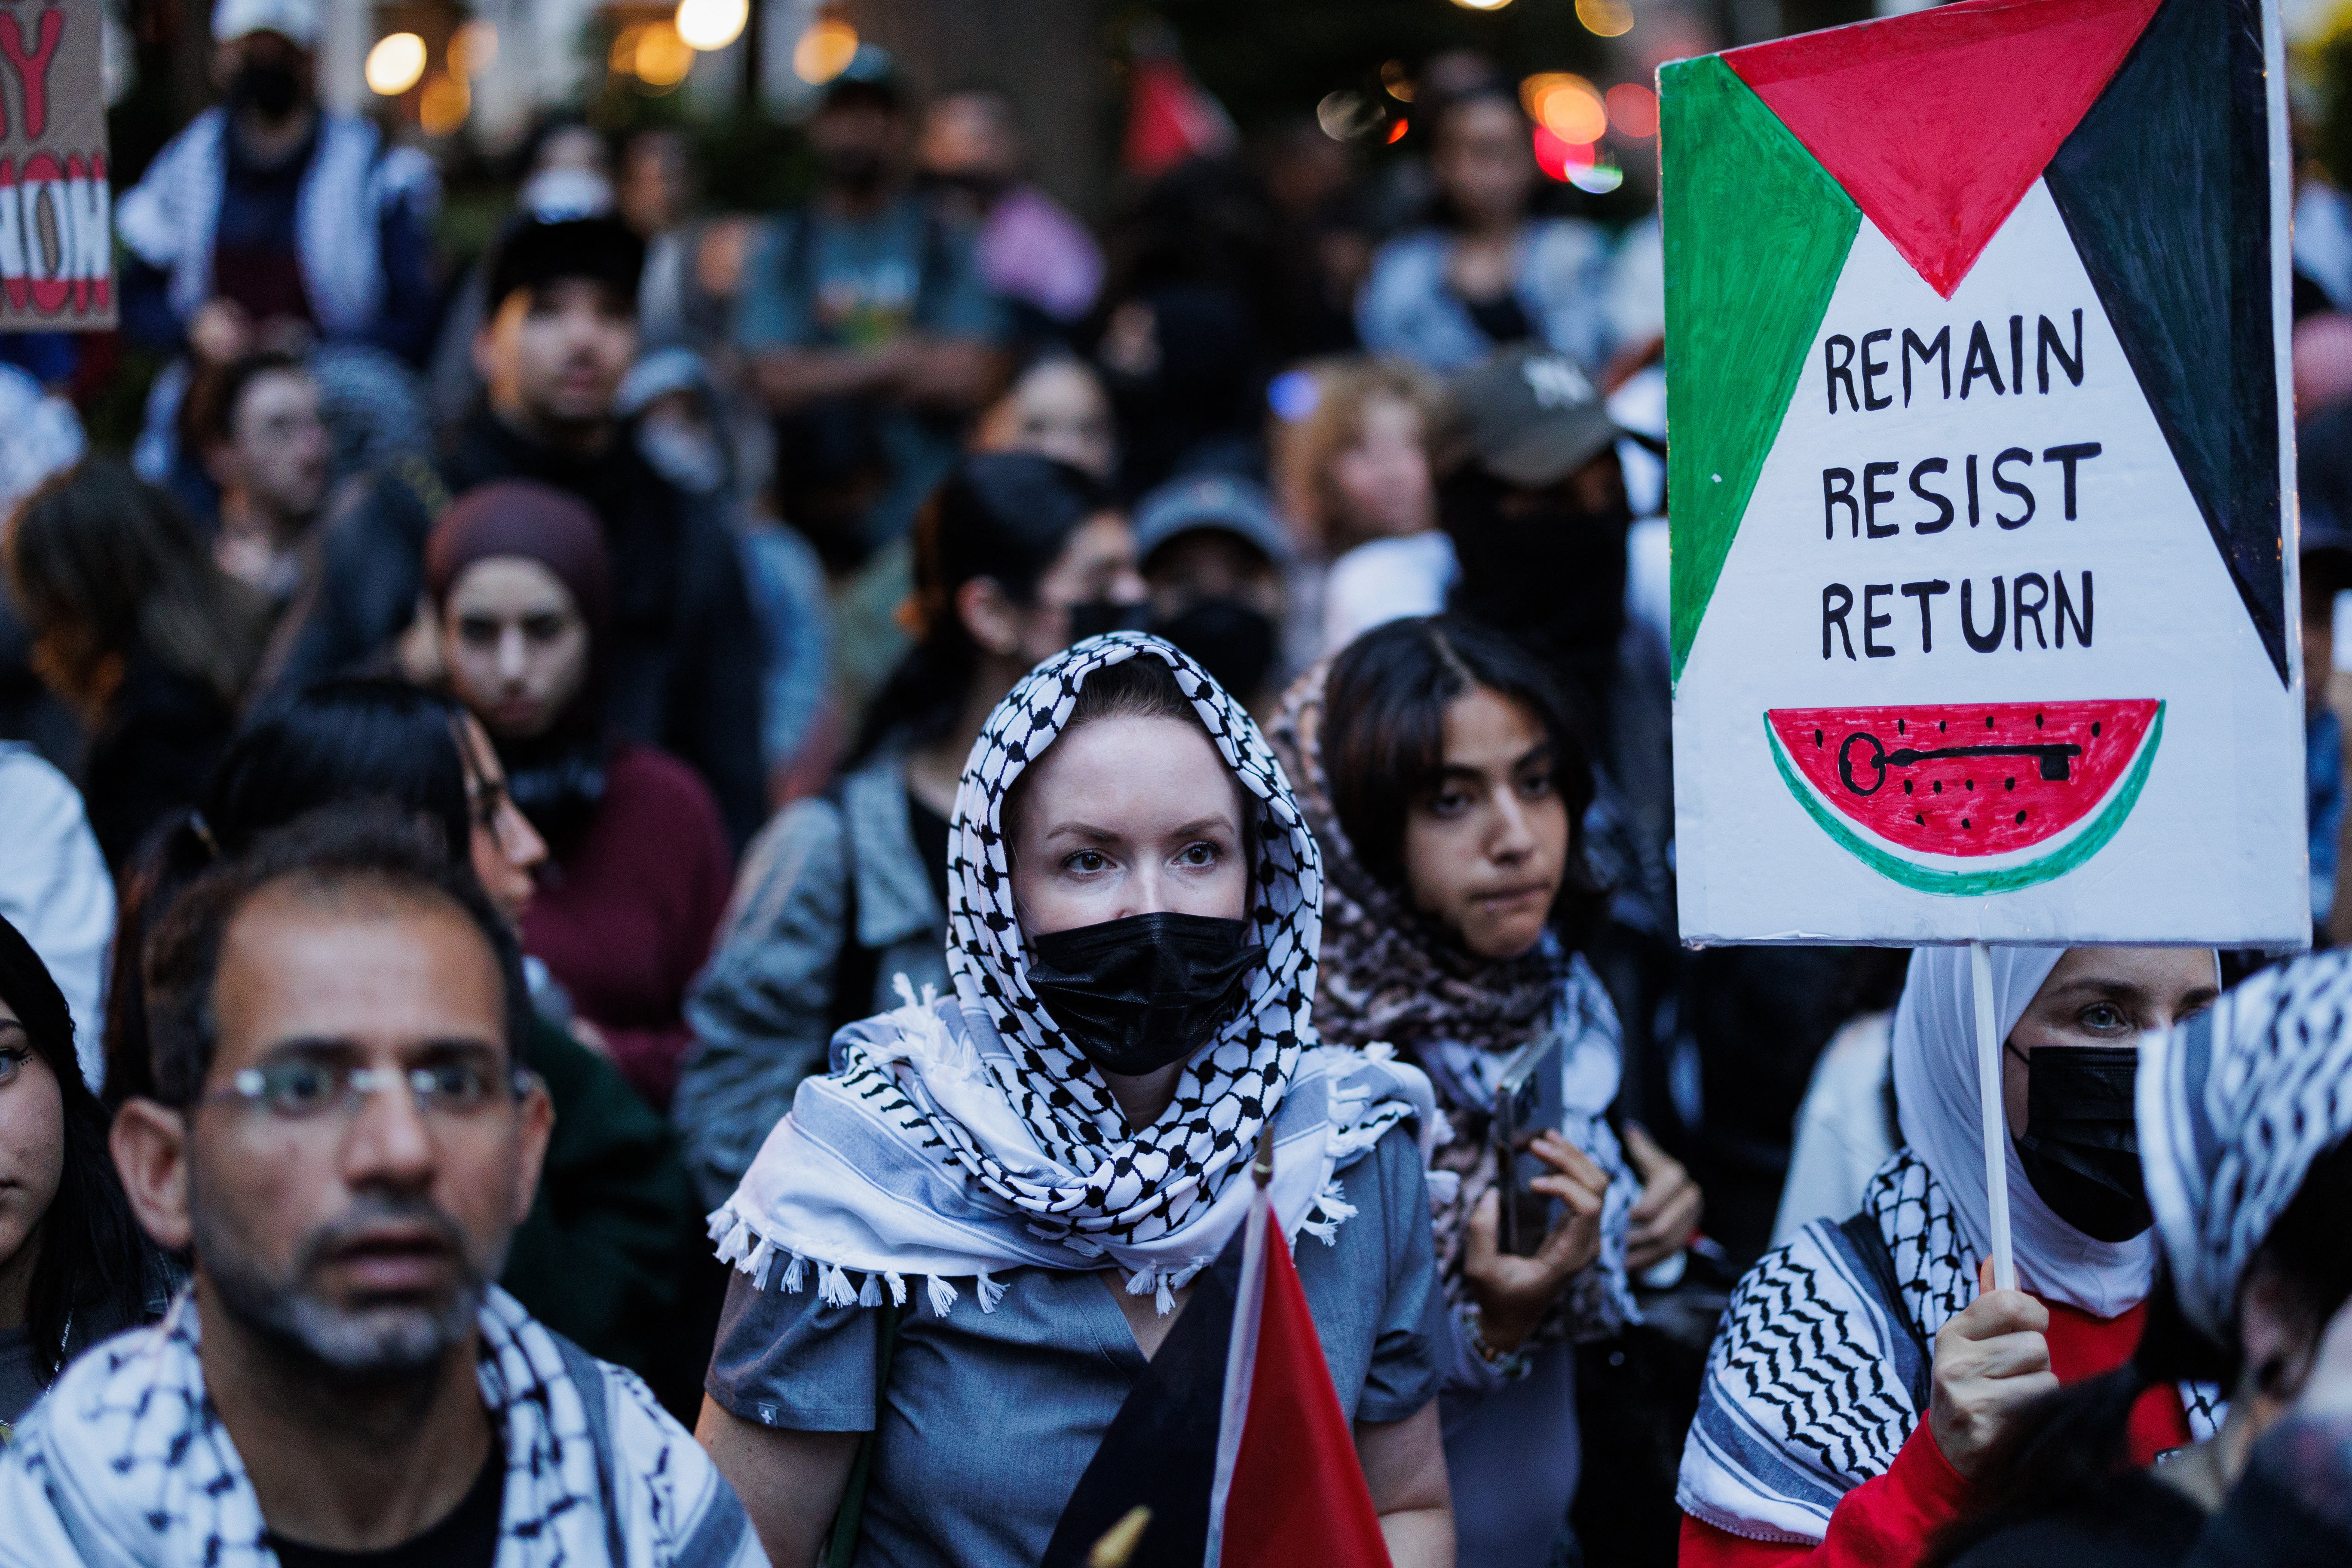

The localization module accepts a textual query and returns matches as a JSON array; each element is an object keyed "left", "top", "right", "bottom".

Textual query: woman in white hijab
[{"left": 1675, "top": 945, "right": 2224, "bottom": 1568}]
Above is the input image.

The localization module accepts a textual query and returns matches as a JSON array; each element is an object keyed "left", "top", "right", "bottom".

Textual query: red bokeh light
[
  {"left": 1532, "top": 125, "right": 1598, "bottom": 182},
  {"left": 1605, "top": 82, "right": 1659, "bottom": 138}
]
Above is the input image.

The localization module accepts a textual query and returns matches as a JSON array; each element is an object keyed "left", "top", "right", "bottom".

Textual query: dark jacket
[
  {"left": 259, "top": 410, "right": 769, "bottom": 845},
  {"left": 84, "top": 652, "right": 239, "bottom": 872}
]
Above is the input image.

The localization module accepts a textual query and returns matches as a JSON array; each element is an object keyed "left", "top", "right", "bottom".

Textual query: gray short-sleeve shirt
[{"left": 706, "top": 1122, "right": 1445, "bottom": 1567}]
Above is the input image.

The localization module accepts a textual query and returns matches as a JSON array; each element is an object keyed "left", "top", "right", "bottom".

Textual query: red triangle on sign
[{"left": 1725, "top": 0, "right": 2162, "bottom": 298}]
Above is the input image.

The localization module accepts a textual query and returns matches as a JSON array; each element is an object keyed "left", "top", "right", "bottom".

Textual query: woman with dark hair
[
  {"left": 0, "top": 912, "right": 168, "bottom": 1429},
  {"left": 1356, "top": 83, "right": 1617, "bottom": 374},
  {"left": 674, "top": 451, "right": 1145, "bottom": 1208},
  {"left": 3, "top": 456, "right": 262, "bottom": 867},
  {"left": 100, "top": 678, "right": 708, "bottom": 1415},
  {"left": 698, "top": 633, "right": 1451, "bottom": 1567},
  {"left": 1929, "top": 950, "right": 2352, "bottom": 1567},
  {"left": 426, "top": 479, "right": 735, "bottom": 1109},
  {"left": 1269, "top": 613, "right": 1698, "bottom": 1566}
]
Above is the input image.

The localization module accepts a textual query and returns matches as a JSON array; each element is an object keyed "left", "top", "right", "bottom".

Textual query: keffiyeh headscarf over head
[
  {"left": 942, "top": 632, "right": 1323, "bottom": 1241},
  {"left": 712, "top": 633, "right": 1430, "bottom": 1315},
  {"left": 2142, "top": 950, "right": 2352, "bottom": 1344},
  {"left": 1893, "top": 945, "right": 2160, "bottom": 1317}
]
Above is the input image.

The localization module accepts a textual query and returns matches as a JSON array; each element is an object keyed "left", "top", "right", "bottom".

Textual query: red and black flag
[{"left": 1042, "top": 1166, "right": 1390, "bottom": 1568}]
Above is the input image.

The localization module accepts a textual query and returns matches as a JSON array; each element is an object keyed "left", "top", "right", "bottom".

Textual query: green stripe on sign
[
  {"left": 1762, "top": 702, "right": 2163, "bottom": 896},
  {"left": 1662, "top": 56, "right": 1859, "bottom": 687}
]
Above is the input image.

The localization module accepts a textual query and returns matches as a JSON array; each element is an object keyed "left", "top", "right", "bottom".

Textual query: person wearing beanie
[{"left": 426, "top": 479, "right": 733, "bottom": 1110}]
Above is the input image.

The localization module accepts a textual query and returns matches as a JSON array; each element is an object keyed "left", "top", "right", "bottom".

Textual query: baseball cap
[
  {"left": 1445, "top": 344, "right": 1620, "bottom": 488},
  {"left": 485, "top": 216, "right": 646, "bottom": 315},
  {"left": 211, "top": 0, "right": 320, "bottom": 47},
  {"left": 1132, "top": 474, "right": 1289, "bottom": 568}
]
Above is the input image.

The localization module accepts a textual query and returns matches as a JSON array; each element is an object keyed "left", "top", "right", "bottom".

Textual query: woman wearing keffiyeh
[
  {"left": 1268, "top": 613, "right": 1691, "bottom": 1568},
  {"left": 698, "top": 633, "right": 1452, "bottom": 1568}
]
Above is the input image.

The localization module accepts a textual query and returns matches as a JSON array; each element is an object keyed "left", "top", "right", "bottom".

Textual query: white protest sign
[{"left": 1661, "top": 0, "right": 2305, "bottom": 946}]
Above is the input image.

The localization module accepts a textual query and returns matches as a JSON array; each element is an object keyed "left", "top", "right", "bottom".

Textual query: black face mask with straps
[
  {"left": 2013, "top": 1044, "right": 2152, "bottom": 1242},
  {"left": 1026, "top": 911, "right": 1264, "bottom": 1077}
]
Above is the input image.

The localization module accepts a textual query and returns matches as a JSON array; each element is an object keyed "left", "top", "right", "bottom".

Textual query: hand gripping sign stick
[{"left": 1969, "top": 941, "right": 2018, "bottom": 1291}]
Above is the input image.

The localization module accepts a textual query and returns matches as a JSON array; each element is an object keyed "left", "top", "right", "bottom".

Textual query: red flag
[
  {"left": 1122, "top": 51, "right": 1235, "bottom": 181},
  {"left": 1207, "top": 1191, "right": 1391, "bottom": 1568}
]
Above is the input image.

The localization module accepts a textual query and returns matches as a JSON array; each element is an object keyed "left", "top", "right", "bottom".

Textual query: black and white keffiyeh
[
  {"left": 714, "top": 634, "right": 1433, "bottom": 1313},
  {"left": 2143, "top": 949, "right": 2352, "bottom": 1346},
  {"left": 1677, "top": 1150, "right": 2223, "bottom": 1544},
  {"left": 0, "top": 1287, "right": 758, "bottom": 1568}
]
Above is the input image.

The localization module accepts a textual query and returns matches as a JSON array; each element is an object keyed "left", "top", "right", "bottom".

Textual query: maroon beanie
[{"left": 425, "top": 480, "right": 612, "bottom": 634}]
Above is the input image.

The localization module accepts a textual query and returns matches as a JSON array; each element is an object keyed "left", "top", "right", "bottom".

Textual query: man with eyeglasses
[{"left": 0, "top": 804, "right": 764, "bottom": 1568}]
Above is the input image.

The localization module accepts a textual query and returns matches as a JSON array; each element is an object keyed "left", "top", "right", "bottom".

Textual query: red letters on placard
[{"left": 0, "top": 8, "right": 63, "bottom": 141}]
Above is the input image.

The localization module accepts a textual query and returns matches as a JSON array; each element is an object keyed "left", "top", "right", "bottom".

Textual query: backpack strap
[
  {"left": 824, "top": 778, "right": 884, "bottom": 1038},
  {"left": 1838, "top": 1209, "right": 1934, "bottom": 1415},
  {"left": 826, "top": 1300, "right": 913, "bottom": 1568}
]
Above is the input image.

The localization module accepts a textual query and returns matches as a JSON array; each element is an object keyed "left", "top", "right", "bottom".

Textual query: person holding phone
[{"left": 1271, "top": 613, "right": 1702, "bottom": 1567}]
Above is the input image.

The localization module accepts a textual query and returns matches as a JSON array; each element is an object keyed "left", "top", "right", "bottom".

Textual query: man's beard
[{"left": 197, "top": 1191, "right": 499, "bottom": 1385}]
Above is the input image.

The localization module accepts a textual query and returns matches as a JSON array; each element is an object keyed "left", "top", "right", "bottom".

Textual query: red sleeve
[{"left": 1679, "top": 1425, "right": 1975, "bottom": 1568}]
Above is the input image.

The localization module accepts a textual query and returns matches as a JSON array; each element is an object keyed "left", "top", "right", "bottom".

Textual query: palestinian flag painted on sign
[{"left": 1661, "top": 0, "right": 2308, "bottom": 946}]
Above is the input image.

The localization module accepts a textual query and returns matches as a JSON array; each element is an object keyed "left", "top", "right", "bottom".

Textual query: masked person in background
[
  {"left": 1928, "top": 949, "right": 2352, "bottom": 1568},
  {"left": 1131, "top": 473, "right": 1290, "bottom": 717},
  {"left": 695, "top": 634, "right": 1452, "bottom": 1568},
  {"left": 1678, "top": 947, "right": 2224, "bottom": 1568},
  {"left": 1273, "top": 614, "right": 1699, "bottom": 1567},
  {"left": 0, "top": 806, "right": 760, "bottom": 1567},
  {"left": 676, "top": 454, "right": 1146, "bottom": 1210}
]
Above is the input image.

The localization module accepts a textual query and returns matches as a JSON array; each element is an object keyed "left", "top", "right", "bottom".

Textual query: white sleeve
[
  {"left": 0, "top": 750, "right": 115, "bottom": 1086},
  {"left": 1321, "top": 536, "right": 1455, "bottom": 656}
]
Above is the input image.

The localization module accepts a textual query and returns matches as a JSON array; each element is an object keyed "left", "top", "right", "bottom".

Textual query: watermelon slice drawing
[{"left": 1764, "top": 699, "right": 2163, "bottom": 895}]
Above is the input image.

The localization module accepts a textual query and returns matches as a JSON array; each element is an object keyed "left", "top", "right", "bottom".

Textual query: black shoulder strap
[
  {"left": 1838, "top": 1209, "right": 1935, "bottom": 1414},
  {"left": 825, "top": 779, "right": 882, "bottom": 1038}
]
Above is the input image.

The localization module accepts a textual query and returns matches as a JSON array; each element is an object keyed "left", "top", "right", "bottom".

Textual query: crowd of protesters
[{"left": 0, "top": 1, "right": 2348, "bottom": 1565}]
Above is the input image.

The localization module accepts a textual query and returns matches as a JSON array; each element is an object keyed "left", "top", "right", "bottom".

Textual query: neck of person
[
  {"left": 493, "top": 396, "right": 614, "bottom": 462},
  {"left": 235, "top": 105, "right": 318, "bottom": 164},
  {"left": 905, "top": 659, "right": 1025, "bottom": 817},
  {"left": 823, "top": 178, "right": 894, "bottom": 223},
  {"left": 0, "top": 1222, "right": 40, "bottom": 1331},
  {"left": 195, "top": 1274, "right": 495, "bottom": 1553},
  {"left": 1100, "top": 1063, "right": 1185, "bottom": 1130}
]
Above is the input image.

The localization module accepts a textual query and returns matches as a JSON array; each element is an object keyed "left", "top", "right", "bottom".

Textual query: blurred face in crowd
[
  {"left": 812, "top": 92, "right": 905, "bottom": 196},
  {"left": 213, "top": 30, "right": 315, "bottom": 125},
  {"left": 620, "top": 130, "right": 691, "bottom": 237},
  {"left": 213, "top": 368, "right": 329, "bottom": 527},
  {"left": 974, "top": 361, "right": 1117, "bottom": 480},
  {"left": 1009, "top": 715, "right": 1250, "bottom": 939},
  {"left": 920, "top": 92, "right": 1021, "bottom": 196},
  {"left": 0, "top": 994, "right": 64, "bottom": 1330},
  {"left": 1326, "top": 393, "right": 1433, "bottom": 544},
  {"left": 475, "top": 279, "right": 637, "bottom": 441},
  {"left": 452, "top": 715, "right": 548, "bottom": 926},
  {"left": 1145, "top": 532, "right": 1282, "bottom": 625},
  {"left": 965, "top": 513, "right": 1147, "bottom": 672},
  {"left": 116, "top": 882, "right": 549, "bottom": 1380},
  {"left": 1433, "top": 95, "right": 1539, "bottom": 232},
  {"left": 1403, "top": 685, "right": 1568, "bottom": 961},
  {"left": 2003, "top": 947, "right": 2217, "bottom": 1136},
  {"left": 441, "top": 557, "right": 591, "bottom": 744}
]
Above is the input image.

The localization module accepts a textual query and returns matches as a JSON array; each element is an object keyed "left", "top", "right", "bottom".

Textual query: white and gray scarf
[
  {"left": 713, "top": 633, "right": 1433, "bottom": 1312},
  {"left": 0, "top": 1287, "right": 759, "bottom": 1568}
]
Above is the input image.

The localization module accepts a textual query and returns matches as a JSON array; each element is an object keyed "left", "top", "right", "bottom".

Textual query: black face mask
[
  {"left": 1026, "top": 912, "right": 1264, "bottom": 1077},
  {"left": 1153, "top": 597, "right": 1278, "bottom": 704},
  {"left": 2013, "top": 1045, "right": 2152, "bottom": 1242},
  {"left": 231, "top": 60, "right": 304, "bottom": 122},
  {"left": 1066, "top": 597, "right": 1152, "bottom": 643}
]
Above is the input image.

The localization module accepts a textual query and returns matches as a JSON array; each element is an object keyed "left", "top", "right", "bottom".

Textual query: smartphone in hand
[{"left": 1492, "top": 1031, "right": 1563, "bottom": 1257}]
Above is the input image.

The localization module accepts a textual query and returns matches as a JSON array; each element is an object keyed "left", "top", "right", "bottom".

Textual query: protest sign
[
  {"left": 0, "top": 1, "right": 110, "bottom": 331},
  {"left": 1661, "top": 0, "right": 2305, "bottom": 947}
]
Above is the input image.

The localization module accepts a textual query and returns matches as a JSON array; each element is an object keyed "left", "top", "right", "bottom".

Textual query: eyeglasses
[{"left": 205, "top": 1056, "right": 535, "bottom": 1122}]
